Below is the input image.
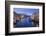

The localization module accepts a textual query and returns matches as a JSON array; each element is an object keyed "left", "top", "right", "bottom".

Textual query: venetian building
[{"left": 31, "top": 12, "right": 39, "bottom": 22}]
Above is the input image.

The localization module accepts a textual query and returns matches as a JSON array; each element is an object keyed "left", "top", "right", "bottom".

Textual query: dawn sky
[{"left": 13, "top": 8, "right": 39, "bottom": 16}]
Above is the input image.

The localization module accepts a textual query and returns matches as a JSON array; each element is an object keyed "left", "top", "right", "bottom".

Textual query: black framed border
[{"left": 5, "top": 1, "right": 45, "bottom": 35}]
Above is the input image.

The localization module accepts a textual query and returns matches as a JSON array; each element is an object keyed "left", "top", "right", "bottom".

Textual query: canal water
[{"left": 15, "top": 17, "right": 33, "bottom": 28}]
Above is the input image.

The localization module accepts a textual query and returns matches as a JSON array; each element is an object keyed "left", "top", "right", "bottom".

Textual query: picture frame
[{"left": 5, "top": 1, "right": 45, "bottom": 35}]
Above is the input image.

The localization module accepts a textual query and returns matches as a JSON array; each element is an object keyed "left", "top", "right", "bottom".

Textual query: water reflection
[{"left": 14, "top": 16, "right": 33, "bottom": 27}]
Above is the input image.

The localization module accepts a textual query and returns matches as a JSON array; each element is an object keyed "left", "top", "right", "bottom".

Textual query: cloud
[{"left": 13, "top": 8, "right": 39, "bottom": 16}]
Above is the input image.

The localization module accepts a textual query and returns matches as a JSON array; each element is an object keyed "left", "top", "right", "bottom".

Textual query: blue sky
[{"left": 13, "top": 8, "right": 39, "bottom": 16}]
